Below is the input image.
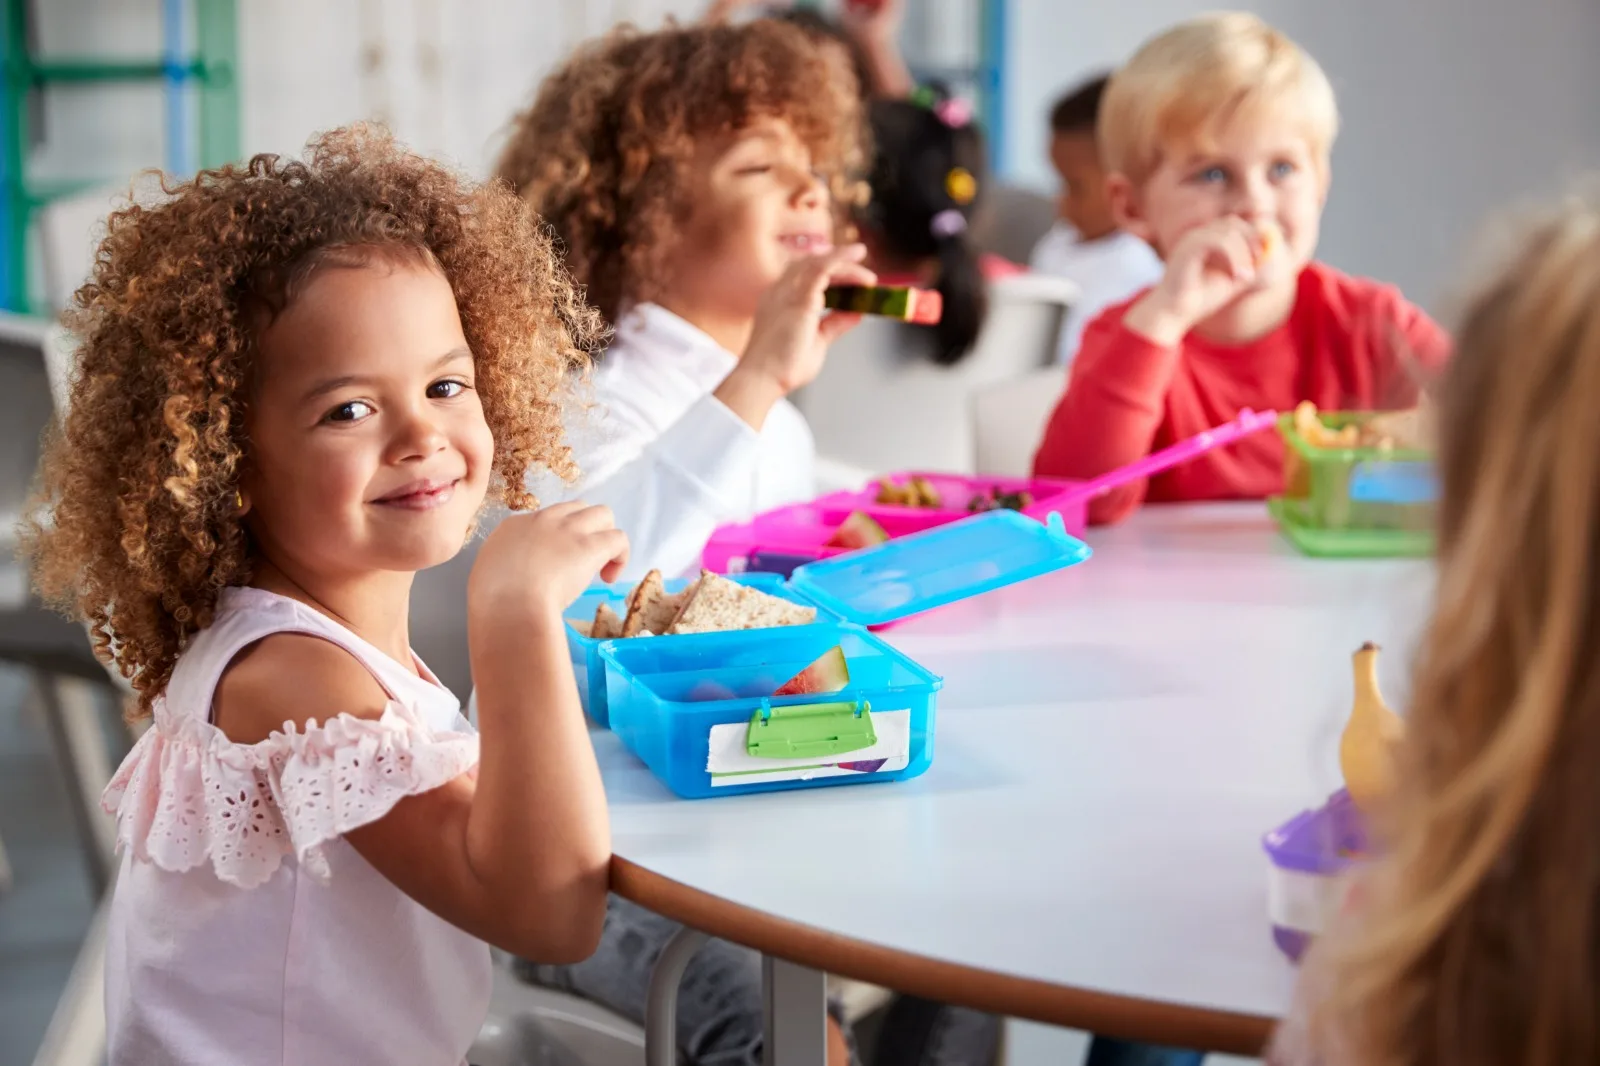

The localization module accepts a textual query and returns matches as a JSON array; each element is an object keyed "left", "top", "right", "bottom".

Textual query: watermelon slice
[
  {"left": 826, "top": 511, "right": 890, "bottom": 550},
  {"left": 773, "top": 646, "right": 850, "bottom": 696}
]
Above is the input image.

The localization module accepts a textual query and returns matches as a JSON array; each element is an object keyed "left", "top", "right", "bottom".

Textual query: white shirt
[
  {"left": 1029, "top": 222, "right": 1165, "bottom": 366},
  {"left": 534, "top": 303, "right": 815, "bottom": 581},
  {"left": 102, "top": 588, "right": 489, "bottom": 1066}
]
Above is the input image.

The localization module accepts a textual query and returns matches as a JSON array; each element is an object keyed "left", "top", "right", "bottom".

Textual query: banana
[{"left": 1340, "top": 642, "right": 1405, "bottom": 813}]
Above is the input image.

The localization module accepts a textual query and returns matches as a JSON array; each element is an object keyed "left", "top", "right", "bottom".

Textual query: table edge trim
[{"left": 611, "top": 856, "right": 1276, "bottom": 1056}]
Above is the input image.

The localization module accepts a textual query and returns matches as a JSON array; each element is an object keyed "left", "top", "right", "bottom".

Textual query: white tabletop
[{"left": 594, "top": 502, "right": 1434, "bottom": 1024}]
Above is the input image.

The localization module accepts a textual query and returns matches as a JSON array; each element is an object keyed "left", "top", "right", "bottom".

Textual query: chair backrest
[
  {"left": 971, "top": 366, "right": 1069, "bottom": 477},
  {"left": 0, "top": 314, "right": 58, "bottom": 545},
  {"left": 970, "top": 184, "right": 1057, "bottom": 266},
  {"left": 794, "top": 273, "right": 1076, "bottom": 476}
]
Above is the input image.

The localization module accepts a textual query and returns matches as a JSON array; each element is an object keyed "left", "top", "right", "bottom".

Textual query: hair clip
[
  {"left": 933, "top": 97, "right": 972, "bottom": 129},
  {"left": 945, "top": 167, "right": 977, "bottom": 205},
  {"left": 930, "top": 209, "right": 967, "bottom": 239}
]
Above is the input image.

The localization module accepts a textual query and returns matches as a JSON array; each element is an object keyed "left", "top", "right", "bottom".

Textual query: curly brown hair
[
  {"left": 495, "top": 18, "right": 868, "bottom": 324},
  {"left": 20, "top": 124, "right": 604, "bottom": 718}
]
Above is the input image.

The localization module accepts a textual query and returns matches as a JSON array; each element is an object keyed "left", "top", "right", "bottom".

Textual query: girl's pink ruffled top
[{"left": 101, "top": 587, "right": 490, "bottom": 1066}]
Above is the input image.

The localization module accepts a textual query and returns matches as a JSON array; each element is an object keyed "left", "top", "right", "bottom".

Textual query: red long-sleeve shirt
[{"left": 1033, "top": 262, "right": 1449, "bottom": 524}]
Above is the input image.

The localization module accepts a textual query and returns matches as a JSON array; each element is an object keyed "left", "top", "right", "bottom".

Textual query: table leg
[
  {"left": 762, "top": 954, "right": 828, "bottom": 1066},
  {"left": 643, "top": 926, "right": 709, "bottom": 1066}
]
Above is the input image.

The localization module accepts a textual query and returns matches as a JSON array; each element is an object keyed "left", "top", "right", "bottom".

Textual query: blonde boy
[{"left": 1034, "top": 13, "right": 1447, "bottom": 524}]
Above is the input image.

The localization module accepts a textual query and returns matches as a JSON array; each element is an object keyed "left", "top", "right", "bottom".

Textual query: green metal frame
[
  {"left": 194, "top": 0, "right": 239, "bottom": 170},
  {"left": 0, "top": 0, "right": 238, "bottom": 312}
]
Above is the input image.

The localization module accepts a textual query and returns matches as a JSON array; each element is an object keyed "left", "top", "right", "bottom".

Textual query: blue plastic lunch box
[
  {"left": 568, "top": 510, "right": 1093, "bottom": 799},
  {"left": 565, "top": 572, "right": 844, "bottom": 728}
]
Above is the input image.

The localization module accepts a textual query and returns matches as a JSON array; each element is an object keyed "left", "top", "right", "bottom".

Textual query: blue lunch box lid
[{"left": 784, "top": 509, "right": 1092, "bottom": 629}]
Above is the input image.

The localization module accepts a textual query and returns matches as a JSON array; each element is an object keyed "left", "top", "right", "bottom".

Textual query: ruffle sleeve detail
[{"left": 102, "top": 703, "right": 479, "bottom": 889}]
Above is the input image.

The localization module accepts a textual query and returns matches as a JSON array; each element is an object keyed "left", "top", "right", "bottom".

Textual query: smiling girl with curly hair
[{"left": 21, "top": 124, "right": 630, "bottom": 1065}]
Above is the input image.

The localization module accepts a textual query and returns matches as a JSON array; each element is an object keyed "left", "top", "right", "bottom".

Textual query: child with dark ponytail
[{"left": 858, "top": 88, "right": 1022, "bottom": 366}]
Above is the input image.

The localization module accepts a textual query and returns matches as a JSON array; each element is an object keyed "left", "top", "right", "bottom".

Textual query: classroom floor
[{"left": 0, "top": 663, "right": 100, "bottom": 1066}]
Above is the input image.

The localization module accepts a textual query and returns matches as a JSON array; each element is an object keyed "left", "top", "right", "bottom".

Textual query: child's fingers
[
  {"left": 569, "top": 502, "right": 616, "bottom": 526},
  {"left": 594, "top": 530, "right": 631, "bottom": 583},
  {"left": 832, "top": 241, "right": 868, "bottom": 263},
  {"left": 1211, "top": 227, "right": 1257, "bottom": 282},
  {"left": 566, "top": 503, "right": 617, "bottom": 536},
  {"left": 794, "top": 243, "right": 869, "bottom": 289},
  {"left": 533, "top": 499, "right": 587, "bottom": 520},
  {"left": 821, "top": 263, "right": 878, "bottom": 290},
  {"left": 818, "top": 310, "right": 864, "bottom": 344},
  {"left": 1226, "top": 217, "right": 1271, "bottom": 273}
]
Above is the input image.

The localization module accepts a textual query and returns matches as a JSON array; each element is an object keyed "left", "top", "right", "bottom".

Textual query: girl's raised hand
[
  {"left": 839, "top": 0, "right": 905, "bottom": 44},
  {"left": 468, "top": 502, "right": 629, "bottom": 625}
]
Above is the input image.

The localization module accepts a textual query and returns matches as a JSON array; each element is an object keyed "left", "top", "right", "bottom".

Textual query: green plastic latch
[{"left": 746, "top": 699, "right": 876, "bottom": 760}]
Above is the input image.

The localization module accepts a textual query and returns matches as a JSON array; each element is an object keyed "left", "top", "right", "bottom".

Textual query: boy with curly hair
[
  {"left": 497, "top": 18, "right": 875, "bottom": 583},
  {"left": 496, "top": 19, "right": 1008, "bottom": 1066}
]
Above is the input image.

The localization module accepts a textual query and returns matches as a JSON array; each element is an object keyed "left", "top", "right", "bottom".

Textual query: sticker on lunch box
[
  {"left": 705, "top": 708, "right": 912, "bottom": 786},
  {"left": 1348, "top": 460, "right": 1437, "bottom": 505}
]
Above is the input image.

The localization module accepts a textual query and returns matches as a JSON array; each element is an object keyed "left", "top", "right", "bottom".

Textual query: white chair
[
  {"left": 1, "top": 315, "right": 125, "bottom": 896},
  {"left": 971, "top": 366, "right": 1068, "bottom": 477},
  {"left": 1, "top": 314, "right": 126, "bottom": 1066},
  {"left": 795, "top": 273, "right": 1077, "bottom": 476},
  {"left": 970, "top": 184, "right": 1057, "bottom": 267},
  {"left": 469, "top": 954, "right": 646, "bottom": 1066}
]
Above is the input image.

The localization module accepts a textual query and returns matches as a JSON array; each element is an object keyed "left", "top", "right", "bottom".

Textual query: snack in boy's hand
[
  {"left": 1256, "top": 219, "right": 1284, "bottom": 264},
  {"left": 875, "top": 476, "right": 942, "bottom": 508},
  {"left": 824, "top": 284, "right": 943, "bottom": 324},
  {"left": 826, "top": 511, "right": 890, "bottom": 550},
  {"left": 670, "top": 571, "right": 817, "bottom": 634}
]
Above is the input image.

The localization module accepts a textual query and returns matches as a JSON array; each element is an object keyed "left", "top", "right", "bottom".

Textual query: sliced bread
[
  {"left": 622, "top": 570, "right": 665, "bottom": 637},
  {"left": 591, "top": 602, "right": 624, "bottom": 640},
  {"left": 669, "top": 570, "right": 816, "bottom": 634},
  {"left": 622, "top": 569, "right": 690, "bottom": 637}
]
